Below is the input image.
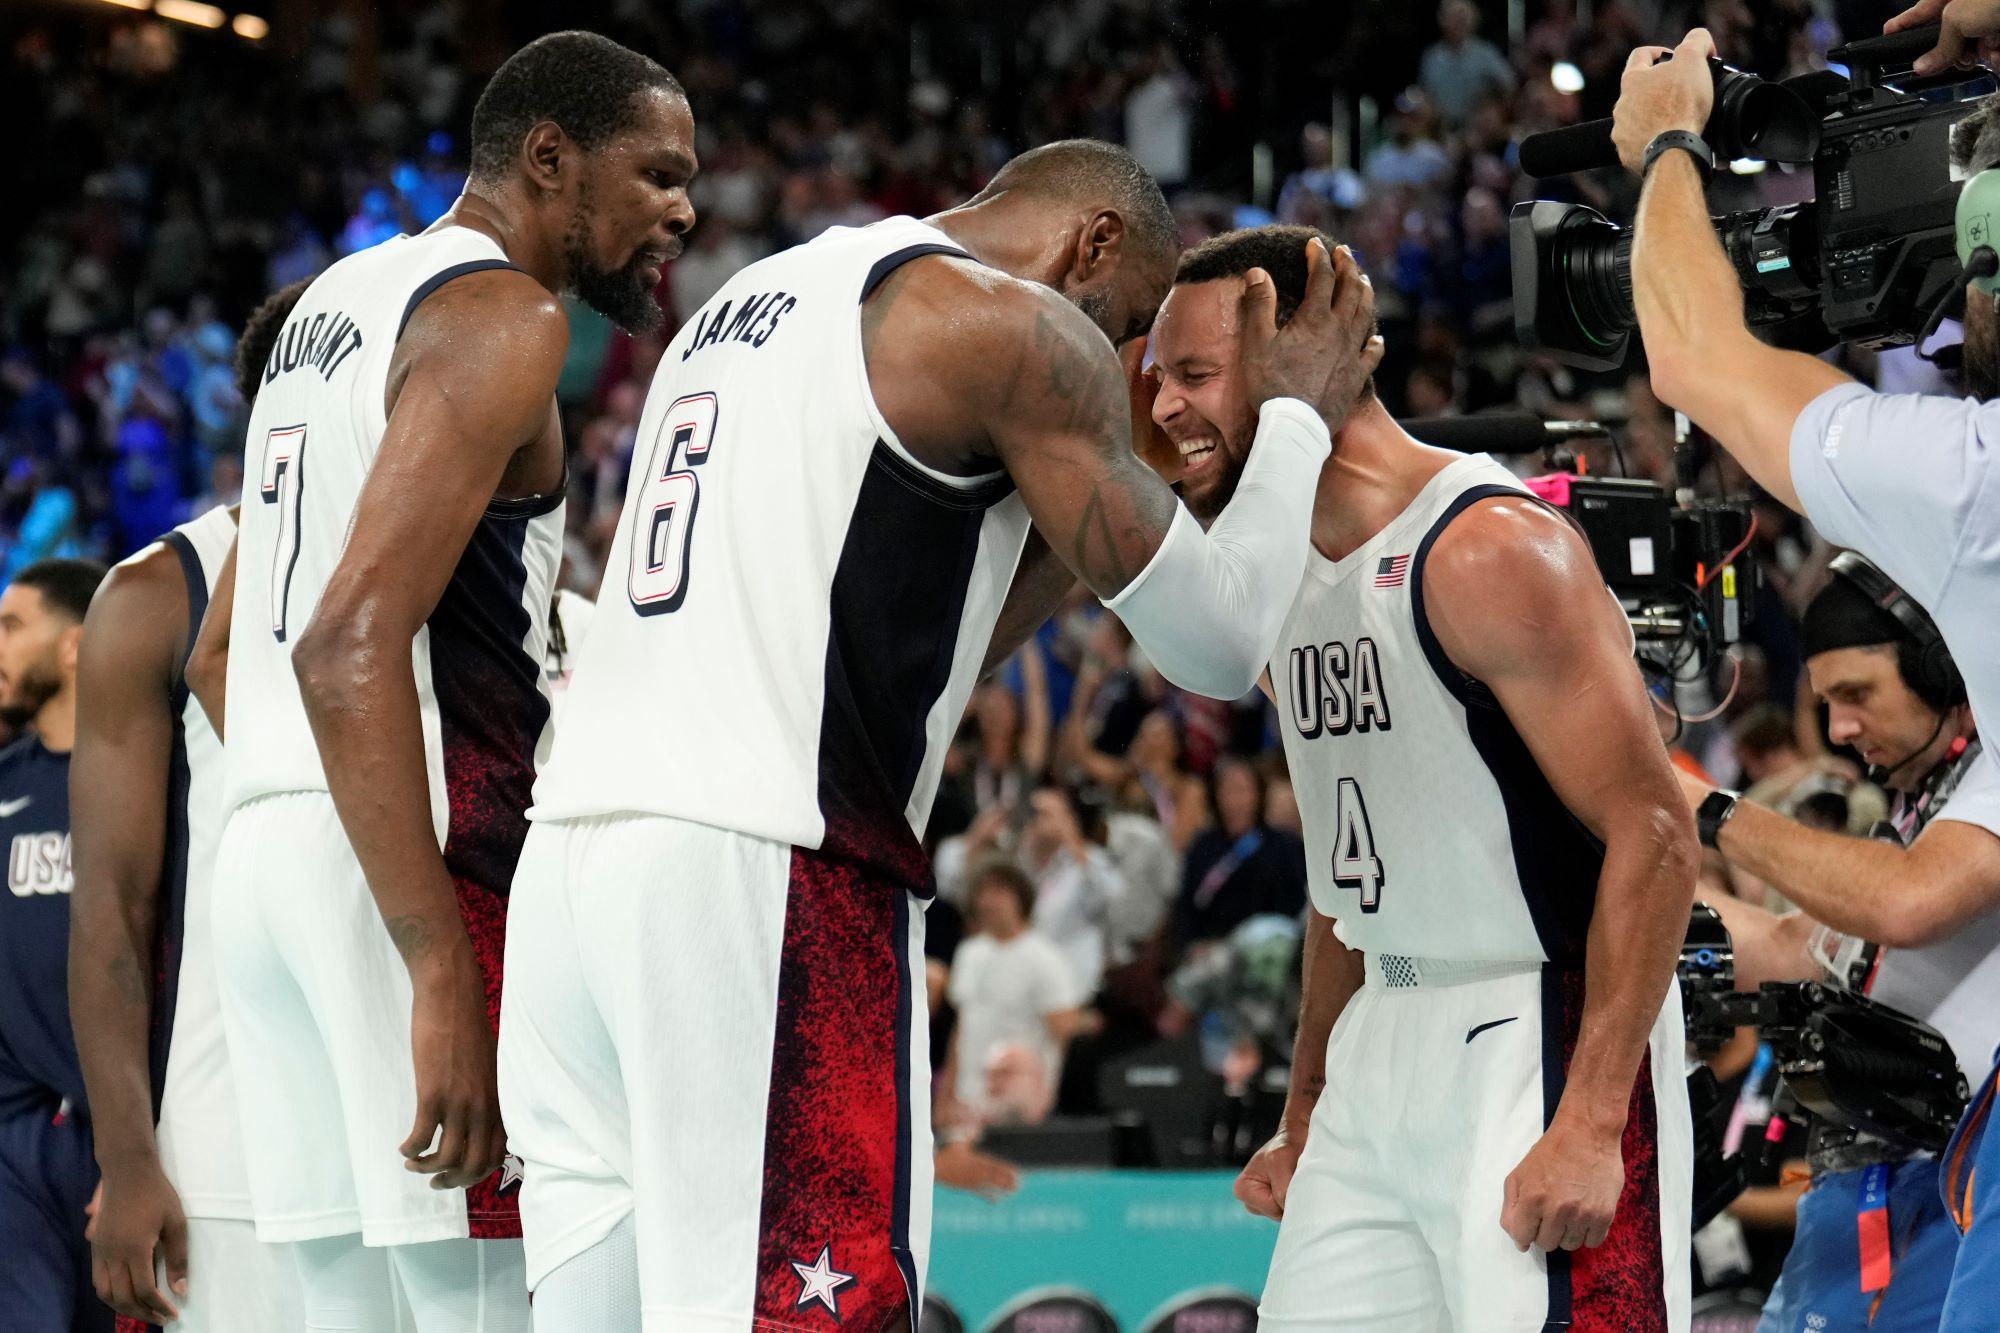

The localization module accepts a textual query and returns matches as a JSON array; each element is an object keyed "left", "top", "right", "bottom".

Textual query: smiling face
[
  {"left": 1147, "top": 278, "right": 1261, "bottom": 523},
  {"left": 561, "top": 87, "right": 700, "bottom": 334}
]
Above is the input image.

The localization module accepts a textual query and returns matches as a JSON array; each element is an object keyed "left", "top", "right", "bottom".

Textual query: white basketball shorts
[
  {"left": 210, "top": 791, "right": 519, "bottom": 1246},
  {"left": 498, "top": 812, "right": 932, "bottom": 1331},
  {"left": 1258, "top": 957, "right": 1691, "bottom": 1332}
]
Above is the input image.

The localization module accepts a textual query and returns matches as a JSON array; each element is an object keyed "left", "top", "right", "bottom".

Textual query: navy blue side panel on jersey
[
  {"left": 1409, "top": 485, "right": 1603, "bottom": 964},
  {"left": 816, "top": 444, "right": 1014, "bottom": 893},
  {"left": 147, "top": 532, "right": 208, "bottom": 1111},
  {"left": 426, "top": 506, "right": 553, "bottom": 900},
  {"left": 396, "top": 259, "right": 522, "bottom": 339},
  {"left": 0, "top": 739, "right": 85, "bottom": 1119}
]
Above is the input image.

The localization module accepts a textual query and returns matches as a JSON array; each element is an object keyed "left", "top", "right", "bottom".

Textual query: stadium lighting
[
  {"left": 1550, "top": 62, "right": 1585, "bottom": 95},
  {"left": 1729, "top": 158, "right": 1769, "bottom": 175},
  {"left": 232, "top": 13, "right": 269, "bottom": 39},
  {"left": 155, "top": 0, "right": 226, "bottom": 28},
  {"left": 96, "top": 0, "right": 154, "bottom": 10}
]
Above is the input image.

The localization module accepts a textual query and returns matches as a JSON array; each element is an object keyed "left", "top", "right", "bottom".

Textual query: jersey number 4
[
  {"left": 628, "top": 392, "right": 716, "bottom": 616},
  {"left": 261, "top": 424, "right": 307, "bottom": 643},
  {"left": 1332, "top": 776, "right": 1386, "bottom": 912}
]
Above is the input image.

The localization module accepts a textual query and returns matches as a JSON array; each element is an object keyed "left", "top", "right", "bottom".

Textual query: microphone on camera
[{"left": 1519, "top": 120, "right": 1623, "bottom": 179}]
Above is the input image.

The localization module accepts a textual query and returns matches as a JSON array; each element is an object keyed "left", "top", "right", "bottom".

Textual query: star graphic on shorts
[
  {"left": 791, "top": 1243, "right": 856, "bottom": 1316},
  {"left": 496, "top": 1154, "right": 524, "bottom": 1195}
]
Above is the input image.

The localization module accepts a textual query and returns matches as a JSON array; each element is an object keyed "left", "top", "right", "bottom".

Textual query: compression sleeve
[{"left": 1105, "top": 396, "right": 1330, "bottom": 699}]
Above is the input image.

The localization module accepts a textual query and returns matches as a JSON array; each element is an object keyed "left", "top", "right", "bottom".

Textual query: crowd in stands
[{"left": 0, "top": 0, "right": 1935, "bottom": 1180}]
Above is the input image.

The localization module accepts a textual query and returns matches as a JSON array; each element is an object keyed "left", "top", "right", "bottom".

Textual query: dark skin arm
[
  {"left": 68, "top": 545, "right": 193, "bottom": 1324},
  {"left": 185, "top": 533, "right": 235, "bottom": 739},
  {"left": 867, "top": 239, "right": 1382, "bottom": 605},
  {"left": 292, "top": 268, "right": 566, "bottom": 1191},
  {"left": 1426, "top": 499, "right": 1700, "bottom": 1254},
  {"left": 979, "top": 334, "right": 1183, "bottom": 675}
]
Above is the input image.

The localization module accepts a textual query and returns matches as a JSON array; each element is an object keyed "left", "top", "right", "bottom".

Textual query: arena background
[{"left": 0, "top": 0, "right": 1938, "bottom": 1327}]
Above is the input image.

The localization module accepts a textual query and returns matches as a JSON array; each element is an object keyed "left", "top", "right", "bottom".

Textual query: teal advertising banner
[{"left": 928, "top": 1170, "right": 1276, "bottom": 1331}]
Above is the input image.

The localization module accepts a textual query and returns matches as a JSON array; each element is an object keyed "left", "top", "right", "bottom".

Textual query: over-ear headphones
[
  {"left": 1955, "top": 169, "right": 2000, "bottom": 297},
  {"left": 1827, "top": 551, "right": 1965, "bottom": 712}
]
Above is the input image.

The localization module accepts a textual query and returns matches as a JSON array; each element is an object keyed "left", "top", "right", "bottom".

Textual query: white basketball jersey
[
  {"left": 152, "top": 504, "right": 252, "bottom": 1218},
  {"left": 1270, "top": 454, "right": 1605, "bottom": 966},
  {"left": 535, "top": 217, "right": 1032, "bottom": 889},
  {"left": 223, "top": 227, "right": 564, "bottom": 897}
]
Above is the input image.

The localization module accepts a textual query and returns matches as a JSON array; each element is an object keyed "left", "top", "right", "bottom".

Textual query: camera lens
[{"left": 1559, "top": 221, "right": 1635, "bottom": 350}]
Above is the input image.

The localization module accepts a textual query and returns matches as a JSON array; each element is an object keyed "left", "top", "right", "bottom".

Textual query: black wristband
[
  {"left": 1697, "top": 788, "right": 1741, "bottom": 849},
  {"left": 1642, "top": 130, "right": 1715, "bottom": 182}
]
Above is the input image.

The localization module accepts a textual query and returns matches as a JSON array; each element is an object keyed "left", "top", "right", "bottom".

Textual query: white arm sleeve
[{"left": 1104, "top": 396, "right": 1330, "bottom": 699}]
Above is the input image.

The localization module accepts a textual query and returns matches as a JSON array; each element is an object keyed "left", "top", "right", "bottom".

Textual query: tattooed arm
[
  {"left": 866, "top": 237, "right": 1382, "bottom": 698},
  {"left": 69, "top": 543, "right": 194, "bottom": 1323}
]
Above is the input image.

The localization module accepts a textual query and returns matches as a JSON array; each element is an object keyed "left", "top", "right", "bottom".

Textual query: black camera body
[
  {"left": 1679, "top": 906, "right": 1970, "bottom": 1155},
  {"left": 1513, "top": 26, "right": 1989, "bottom": 370}
]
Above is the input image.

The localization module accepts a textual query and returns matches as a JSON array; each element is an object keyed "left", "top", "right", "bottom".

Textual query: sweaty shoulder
[
  {"left": 398, "top": 267, "right": 567, "bottom": 373},
  {"left": 88, "top": 539, "right": 193, "bottom": 670},
  {"left": 864, "top": 257, "right": 1116, "bottom": 471},
  {"left": 1421, "top": 496, "right": 1616, "bottom": 676}
]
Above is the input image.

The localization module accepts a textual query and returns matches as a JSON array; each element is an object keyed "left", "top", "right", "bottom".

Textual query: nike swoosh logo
[
  {"left": 0, "top": 796, "right": 31, "bottom": 818},
  {"left": 1465, "top": 1017, "right": 1519, "bottom": 1044}
]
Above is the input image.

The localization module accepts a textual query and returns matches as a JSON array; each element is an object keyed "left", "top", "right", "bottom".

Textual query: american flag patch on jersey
[{"left": 1374, "top": 554, "right": 1411, "bottom": 588}]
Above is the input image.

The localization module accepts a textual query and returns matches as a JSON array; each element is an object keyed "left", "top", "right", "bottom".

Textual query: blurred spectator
[
  {"left": 1125, "top": 41, "right": 1197, "bottom": 191},
  {"left": 941, "top": 860, "right": 1093, "bottom": 1130},
  {"left": 1020, "top": 783, "right": 1126, "bottom": 998},
  {"left": 1276, "top": 124, "right": 1366, "bottom": 229},
  {"left": 1419, "top": 1, "right": 1516, "bottom": 124},
  {"left": 1364, "top": 94, "right": 1452, "bottom": 191},
  {"left": 1173, "top": 758, "right": 1308, "bottom": 948}
]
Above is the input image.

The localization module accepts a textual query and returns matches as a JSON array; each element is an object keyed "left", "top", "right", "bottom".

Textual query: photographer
[
  {"left": 1683, "top": 558, "right": 2000, "bottom": 1330},
  {"left": 1613, "top": 37, "right": 2000, "bottom": 1320}
]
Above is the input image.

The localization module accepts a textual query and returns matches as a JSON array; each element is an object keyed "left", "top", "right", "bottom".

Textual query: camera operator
[
  {"left": 1682, "top": 558, "right": 2000, "bottom": 1330},
  {"left": 1613, "top": 40, "right": 2000, "bottom": 1321}
]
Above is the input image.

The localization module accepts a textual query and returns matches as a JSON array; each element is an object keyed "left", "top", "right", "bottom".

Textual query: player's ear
[
  {"left": 521, "top": 121, "right": 568, "bottom": 193},
  {"left": 1075, "top": 209, "right": 1125, "bottom": 279}
]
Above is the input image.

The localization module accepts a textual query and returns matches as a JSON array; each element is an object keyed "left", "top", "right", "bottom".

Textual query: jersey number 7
[
  {"left": 261, "top": 424, "right": 307, "bottom": 643},
  {"left": 1333, "top": 776, "right": 1386, "bottom": 912},
  {"left": 628, "top": 392, "right": 717, "bottom": 616}
]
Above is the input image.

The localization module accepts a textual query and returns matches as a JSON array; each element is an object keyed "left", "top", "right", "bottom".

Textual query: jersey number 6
[{"left": 628, "top": 392, "right": 717, "bottom": 616}]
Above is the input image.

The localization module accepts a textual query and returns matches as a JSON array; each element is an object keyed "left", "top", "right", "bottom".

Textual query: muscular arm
[
  {"left": 1712, "top": 802, "right": 2000, "bottom": 949},
  {"left": 1428, "top": 501, "right": 1700, "bottom": 1147},
  {"left": 68, "top": 545, "right": 192, "bottom": 1322},
  {"left": 1632, "top": 156, "right": 1848, "bottom": 512},
  {"left": 185, "top": 533, "right": 235, "bottom": 739},
  {"left": 1284, "top": 907, "right": 1364, "bottom": 1133},
  {"left": 292, "top": 270, "right": 566, "bottom": 1184},
  {"left": 982, "top": 530, "right": 1074, "bottom": 677},
  {"left": 869, "top": 243, "right": 1380, "bottom": 699}
]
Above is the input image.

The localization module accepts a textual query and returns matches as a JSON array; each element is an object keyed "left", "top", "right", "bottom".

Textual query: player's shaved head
[{"left": 975, "top": 140, "right": 1178, "bottom": 265}]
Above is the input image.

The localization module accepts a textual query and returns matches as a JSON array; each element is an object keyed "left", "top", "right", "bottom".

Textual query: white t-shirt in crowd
[
  {"left": 1030, "top": 846, "right": 1123, "bottom": 998},
  {"left": 1790, "top": 384, "right": 2000, "bottom": 740},
  {"left": 948, "top": 931, "right": 1081, "bottom": 1109}
]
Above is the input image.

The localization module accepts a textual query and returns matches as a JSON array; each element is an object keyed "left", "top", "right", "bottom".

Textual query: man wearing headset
[
  {"left": 1611, "top": 24, "right": 2000, "bottom": 1327},
  {"left": 1680, "top": 556, "right": 2000, "bottom": 1331}
]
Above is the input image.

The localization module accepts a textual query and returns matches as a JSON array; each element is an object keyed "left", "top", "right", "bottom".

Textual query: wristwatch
[
  {"left": 1642, "top": 130, "right": 1715, "bottom": 183},
  {"left": 1697, "top": 788, "right": 1741, "bottom": 849}
]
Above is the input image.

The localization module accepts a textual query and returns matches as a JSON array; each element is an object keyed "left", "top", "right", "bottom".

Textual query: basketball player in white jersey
[
  {"left": 69, "top": 283, "right": 307, "bottom": 1331},
  {"left": 502, "top": 144, "right": 1383, "bottom": 1330},
  {"left": 1147, "top": 226, "right": 1699, "bottom": 1331},
  {"left": 211, "top": 31, "right": 694, "bottom": 1329}
]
